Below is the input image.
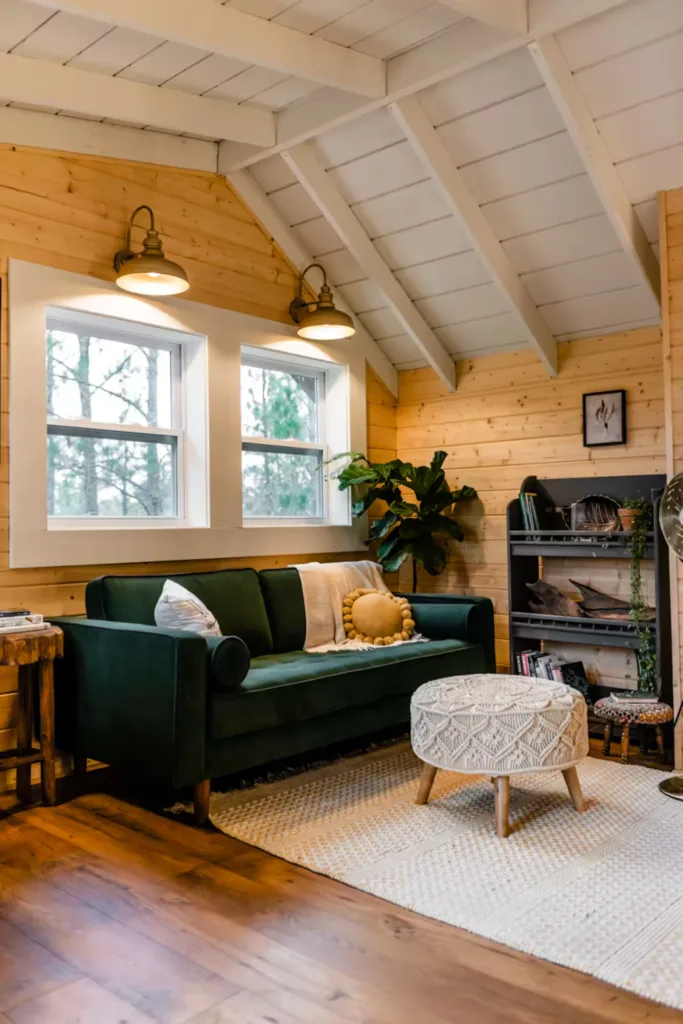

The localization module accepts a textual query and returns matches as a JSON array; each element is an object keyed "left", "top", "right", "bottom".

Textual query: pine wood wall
[
  {"left": 396, "top": 327, "right": 665, "bottom": 673},
  {"left": 0, "top": 144, "right": 374, "bottom": 775},
  {"left": 661, "top": 187, "right": 683, "bottom": 767}
]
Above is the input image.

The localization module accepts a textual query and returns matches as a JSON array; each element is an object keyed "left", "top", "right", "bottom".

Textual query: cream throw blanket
[{"left": 293, "top": 560, "right": 426, "bottom": 652}]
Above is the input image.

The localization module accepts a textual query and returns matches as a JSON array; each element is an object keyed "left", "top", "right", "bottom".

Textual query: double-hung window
[
  {"left": 46, "top": 308, "right": 184, "bottom": 522},
  {"left": 241, "top": 350, "right": 328, "bottom": 521}
]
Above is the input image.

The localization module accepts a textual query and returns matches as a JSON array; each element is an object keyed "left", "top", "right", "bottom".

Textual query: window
[
  {"left": 241, "top": 351, "right": 327, "bottom": 520},
  {"left": 46, "top": 308, "right": 183, "bottom": 520}
]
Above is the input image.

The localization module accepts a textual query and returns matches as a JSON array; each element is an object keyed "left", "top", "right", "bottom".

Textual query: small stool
[
  {"left": 0, "top": 626, "right": 63, "bottom": 806},
  {"left": 593, "top": 697, "right": 673, "bottom": 764},
  {"left": 410, "top": 674, "right": 589, "bottom": 838}
]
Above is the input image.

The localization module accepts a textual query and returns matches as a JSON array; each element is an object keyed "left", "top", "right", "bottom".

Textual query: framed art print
[{"left": 583, "top": 389, "right": 626, "bottom": 447}]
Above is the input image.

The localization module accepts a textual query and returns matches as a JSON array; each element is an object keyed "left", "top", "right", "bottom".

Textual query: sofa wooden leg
[{"left": 194, "top": 780, "right": 210, "bottom": 825}]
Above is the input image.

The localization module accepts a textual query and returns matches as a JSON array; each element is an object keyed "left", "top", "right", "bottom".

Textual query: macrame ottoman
[{"left": 410, "top": 674, "right": 589, "bottom": 838}]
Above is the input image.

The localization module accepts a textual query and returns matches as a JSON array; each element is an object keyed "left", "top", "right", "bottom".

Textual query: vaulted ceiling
[{"left": 1, "top": 0, "right": 681, "bottom": 394}]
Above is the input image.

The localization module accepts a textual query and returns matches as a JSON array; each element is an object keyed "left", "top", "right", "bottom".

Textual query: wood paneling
[
  {"left": 395, "top": 326, "right": 664, "bottom": 675},
  {"left": 0, "top": 144, "right": 372, "bottom": 789},
  {"left": 661, "top": 186, "right": 683, "bottom": 769}
]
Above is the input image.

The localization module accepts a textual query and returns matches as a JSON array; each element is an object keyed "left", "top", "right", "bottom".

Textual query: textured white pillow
[{"left": 154, "top": 579, "right": 222, "bottom": 637}]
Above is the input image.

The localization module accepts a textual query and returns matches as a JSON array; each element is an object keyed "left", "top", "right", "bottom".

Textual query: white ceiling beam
[
  {"left": 227, "top": 169, "right": 399, "bottom": 399},
  {"left": 28, "top": 0, "right": 386, "bottom": 100},
  {"left": 0, "top": 52, "right": 274, "bottom": 148},
  {"left": 221, "top": 0, "right": 632, "bottom": 170},
  {"left": 529, "top": 35, "right": 661, "bottom": 308},
  {"left": 437, "top": 0, "right": 527, "bottom": 35},
  {"left": 283, "top": 143, "right": 456, "bottom": 391},
  {"left": 0, "top": 107, "right": 218, "bottom": 173},
  {"left": 391, "top": 95, "right": 557, "bottom": 377}
]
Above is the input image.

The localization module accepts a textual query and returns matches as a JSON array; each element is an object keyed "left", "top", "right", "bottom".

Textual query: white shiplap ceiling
[{"left": 0, "top": 0, "right": 680, "bottom": 391}]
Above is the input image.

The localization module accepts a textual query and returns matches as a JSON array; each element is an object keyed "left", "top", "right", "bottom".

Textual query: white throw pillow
[{"left": 154, "top": 579, "right": 222, "bottom": 637}]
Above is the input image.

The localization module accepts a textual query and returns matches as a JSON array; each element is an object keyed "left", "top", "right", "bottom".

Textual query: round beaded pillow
[{"left": 343, "top": 588, "right": 415, "bottom": 646}]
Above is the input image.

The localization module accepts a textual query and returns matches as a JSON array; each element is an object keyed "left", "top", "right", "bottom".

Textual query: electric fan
[{"left": 658, "top": 473, "right": 683, "bottom": 799}]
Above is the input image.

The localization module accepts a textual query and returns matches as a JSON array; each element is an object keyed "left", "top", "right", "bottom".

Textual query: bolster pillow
[
  {"left": 205, "top": 634, "right": 251, "bottom": 690},
  {"left": 411, "top": 601, "right": 485, "bottom": 643}
]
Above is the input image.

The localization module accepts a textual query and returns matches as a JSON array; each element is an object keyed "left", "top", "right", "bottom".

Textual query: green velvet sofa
[{"left": 55, "top": 567, "right": 495, "bottom": 822}]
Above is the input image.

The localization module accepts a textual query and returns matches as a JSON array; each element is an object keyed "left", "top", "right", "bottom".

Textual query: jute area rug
[{"left": 208, "top": 744, "right": 683, "bottom": 1011}]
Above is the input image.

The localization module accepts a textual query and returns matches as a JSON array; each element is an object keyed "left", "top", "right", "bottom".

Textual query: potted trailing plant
[
  {"left": 328, "top": 450, "right": 477, "bottom": 591},
  {"left": 619, "top": 497, "right": 646, "bottom": 532},
  {"left": 626, "top": 498, "right": 657, "bottom": 694}
]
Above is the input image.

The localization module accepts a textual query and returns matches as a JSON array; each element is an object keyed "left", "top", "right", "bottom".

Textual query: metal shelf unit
[{"left": 507, "top": 474, "right": 672, "bottom": 708}]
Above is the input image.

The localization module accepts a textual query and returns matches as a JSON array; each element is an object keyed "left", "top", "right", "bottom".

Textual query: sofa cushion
[
  {"left": 86, "top": 569, "right": 273, "bottom": 656},
  {"left": 209, "top": 639, "right": 488, "bottom": 740},
  {"left": 258, "top": 568, "right": 307, "bottom": 653},
  {"left": 205, "top": 635, "right": 251, "bottom": 691}
]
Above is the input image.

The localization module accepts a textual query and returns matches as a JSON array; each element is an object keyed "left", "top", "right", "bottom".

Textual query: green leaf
[
  {"left": 399, "top": 518, "right": 427, "bottom": 539},
  {"left": 369, "top": 511, "right": 400, "bottom": 540},
  {"left": 377, "top": 531, "right": 402, "bottom": 561},
  {"left": 425, "top": 512, "right": 464, "bottom": 542},
  {"left": 381, "top": 548, "right": 412, "bottom": 573},
  {"left": 430, "top": 450, "right": 448, "bottom": 471},
  {"left": 452, "top": 484, "right": 478, "bottom": 502},
  {"left": 387, "top": 500, "right": 420, "bottom": 517}
]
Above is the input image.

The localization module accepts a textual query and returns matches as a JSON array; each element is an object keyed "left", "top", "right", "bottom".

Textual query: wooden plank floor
[{"left": 0, "top": 787, "right": 681, "bottom": 1024}]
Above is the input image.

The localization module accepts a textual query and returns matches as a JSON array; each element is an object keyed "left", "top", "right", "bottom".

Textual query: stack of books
[
  {"left": 0, "top": 611, "right": 50, "bottom": 635},
  {"left": 609, "top": 691, "right": 658, "bottom": 703},
  {"left": 519, "top": 491, "right": 540, "bottom": 532},
  {"left": 517, "top": 648, "right": 565, "bottom": 681}
]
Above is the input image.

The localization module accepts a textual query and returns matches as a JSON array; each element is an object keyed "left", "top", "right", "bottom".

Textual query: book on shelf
[
  {"left": 518, "top": 492, "right": 540, "bottom": 533},
  {"left": 516, "top": 652, "right": 593, "bottom": 702}
]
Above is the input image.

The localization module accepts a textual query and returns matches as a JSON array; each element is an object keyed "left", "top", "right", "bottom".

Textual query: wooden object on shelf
[
  {"left": 0, "top": 626, "right": 63, "bottom": 806},
  {"left": 527, "top": 579, "right": 583, "bottom": 617},
  {"left": 570, "top": 579, "right": 654, "bottom": 621}
]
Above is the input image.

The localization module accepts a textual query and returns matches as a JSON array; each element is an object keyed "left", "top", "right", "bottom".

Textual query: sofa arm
[
  {"left": 54, "top": 617, "right": 207, "bottom": 789},
  {"left": 395, "top": 594, "right": 496, "bottom": 671}
]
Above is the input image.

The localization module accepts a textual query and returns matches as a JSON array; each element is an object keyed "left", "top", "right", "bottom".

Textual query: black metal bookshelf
[{"left": 507, "top": 475, "right": 672, "bottom": 709}]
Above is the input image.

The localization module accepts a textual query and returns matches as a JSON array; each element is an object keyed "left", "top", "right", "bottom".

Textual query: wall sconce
[
  {"left": 290, "top": 263, "right": 355, "bottom": 341},
  {"left": 114, "top": 205, "right": 189, "bottom": 297}
]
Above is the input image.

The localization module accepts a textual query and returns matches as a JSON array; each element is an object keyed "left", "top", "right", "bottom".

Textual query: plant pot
[{"left": 618, "top": 508, "right": 642, "bottom": 532}]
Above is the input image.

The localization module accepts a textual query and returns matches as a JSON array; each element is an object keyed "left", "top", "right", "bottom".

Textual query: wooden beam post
[
  {"left": 283, "top": 143, "right": 457, "bottom": 391},
  {"left": 391, "top": 95, "right": 558, "bottom": 377}
]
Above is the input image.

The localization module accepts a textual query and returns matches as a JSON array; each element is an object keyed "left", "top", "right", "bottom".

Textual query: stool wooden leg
[
  {"left": 493, "top": 776, "right": 510, "bottom": 838},
  {"left": 620, "top": 722, "right": 631, "bottom": 765},
  {"left": 602, "top": 721, "right": 613, "bottom": 756},
  {"left": 562, "top": 767, "right": 585, "bottom": 812},
  {"left": 38, "top": 659, "right": 56, "bottom": 806},
  {"left": 656, "top": 725, "right": 665, "bottom": 758},
  {"left": 416, "top": 763, "right": 437, "bottom": 805},
  {"left": 15, "top": 664, "right": 34, "bottom": 806},
  {"left": 639, "top": 725, "right": 649, "bottom": 756}
]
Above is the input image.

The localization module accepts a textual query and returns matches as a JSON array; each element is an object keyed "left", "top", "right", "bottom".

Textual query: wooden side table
[{"left": 0, "top": 627, "right": 63, "bottom": 806}]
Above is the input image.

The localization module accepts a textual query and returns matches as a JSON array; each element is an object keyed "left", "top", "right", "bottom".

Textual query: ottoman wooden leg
[
  {"left": 493, "top": 776, "right": 510, "bottom": 838},
  {"left": 602, "top": 721, "right": 613, "bottom": 756},
  {"left": 416, "top": 763, "right": 437, "bottom": 805},
  {"left": 562, "top": 767, "right": 585, "bottom": 813},
  {"left": 620, "top": 722, "right": 631, "bottom": 765},
  {"left": 656, "top": 725, "right": 665, "bottom": 758}
]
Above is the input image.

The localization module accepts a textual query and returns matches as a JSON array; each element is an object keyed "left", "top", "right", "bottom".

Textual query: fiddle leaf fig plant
[{"left": 327, "top": 450, "right": 477, "bottom": 591}]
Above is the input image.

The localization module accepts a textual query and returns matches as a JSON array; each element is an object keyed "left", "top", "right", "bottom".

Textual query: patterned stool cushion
[
  {"left": 410, "top": 674, "right": 589, "bottom": 776},
  {"left": 593, "top": 698, "right": 673, "bottom": 725}
]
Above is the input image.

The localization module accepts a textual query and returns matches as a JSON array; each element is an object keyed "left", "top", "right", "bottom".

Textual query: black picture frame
[{"left": 582, "top": 389, "right": 626, "bottom": 448}]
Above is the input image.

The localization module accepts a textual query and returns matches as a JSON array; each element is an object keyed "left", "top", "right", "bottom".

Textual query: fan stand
[{"left": 659, "top": 699, "right": 683, "bottom": 799}]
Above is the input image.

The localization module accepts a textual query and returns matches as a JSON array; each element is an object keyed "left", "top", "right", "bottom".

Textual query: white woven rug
[{"left": 209, "top": 744, "right": 683, "bottom": 1011}]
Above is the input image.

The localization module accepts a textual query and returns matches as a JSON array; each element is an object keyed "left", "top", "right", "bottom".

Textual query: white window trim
[
  {"left": 240, "top": 345, "right": 351, "bottom": 527},
  {"left": 9, "top": 260, "right": 368, "bottom": 569},
  {"left": 46, "top": 305, "right": 189, "bottom": 528}
]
